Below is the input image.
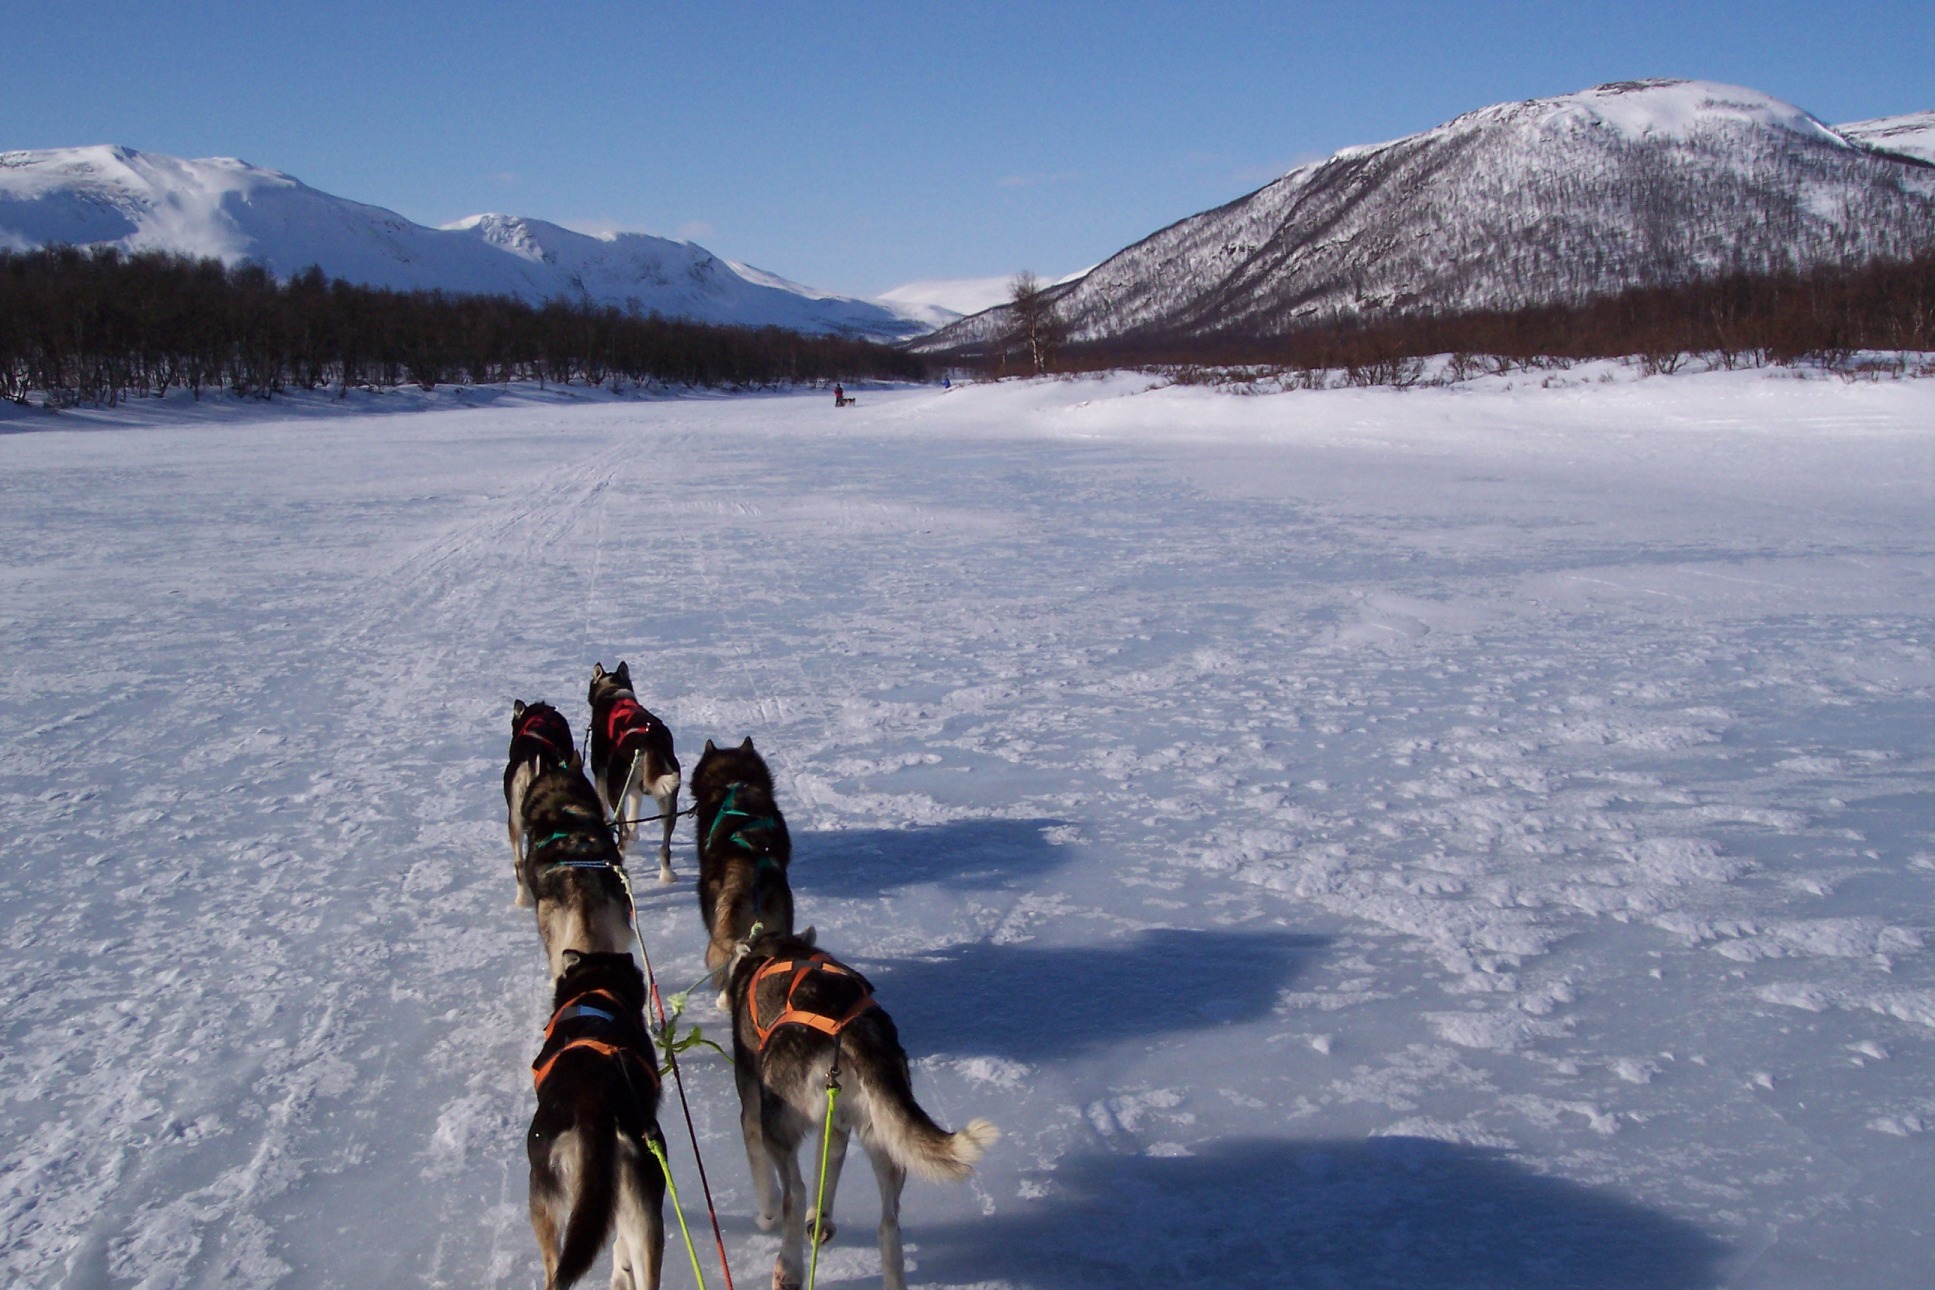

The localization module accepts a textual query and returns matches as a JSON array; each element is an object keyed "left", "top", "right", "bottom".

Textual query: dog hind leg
[
  {"left": 812, "top": 1121, "right": 849, "bottom": 1244},
  {"left": 772, "top": 1134, "right": 809, "bottom": 1290},
  {"left": 736, "top": 1062, "right": 783, "bottom": 1230},
  {"left": 611, "top": 1134, "right": 664, "bottom": 1290},
  {"left": 653, "top": 778, "right": 678, "bottom": 884},
  {"left": 869, "top": 1146, "right": 909, "bottom": 1290}
]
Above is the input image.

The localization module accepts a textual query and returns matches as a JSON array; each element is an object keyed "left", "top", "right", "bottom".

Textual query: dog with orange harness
[
  {"left": 588, "top": 662, "right": 682, "bottom": 884},
  {"left": 726, "top": 928, "right": 997, "bottom": 1290},
  {"left": 527, "top": 949, "right": 667, "bottom": 1290}
]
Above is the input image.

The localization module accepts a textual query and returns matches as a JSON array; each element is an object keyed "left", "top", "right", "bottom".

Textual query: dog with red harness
[
  {"left": 588, "top": 662, "right": 682, "bottom": 885},
  {"left": 527, "top": 949, "right": 666, "bottom": 1290},
  {"left": 727, "top": 928, "right": 997, "bottom": 1290},
  {"left": 506, "top": 700, "right": 583, "bottom": 907}
]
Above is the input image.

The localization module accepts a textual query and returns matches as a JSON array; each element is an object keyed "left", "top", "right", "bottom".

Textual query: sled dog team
[{"left": 505, "top": 661, "right": 997, "bottom": 1290}]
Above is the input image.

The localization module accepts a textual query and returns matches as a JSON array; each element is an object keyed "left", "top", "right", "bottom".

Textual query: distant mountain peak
[
  {"left": 919, "top": 79, "right": 1935, "bottom": 353},
  {"left": 0, "top": 146, "right": 935, "bottom": 338}
]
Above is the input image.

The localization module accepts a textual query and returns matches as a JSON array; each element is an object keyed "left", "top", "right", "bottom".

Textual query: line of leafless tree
[
  {"left": 0, "top": 246, "right": 926, "bottom": 406},
  {"left": 963, "top": 251, "right": 1935, "bottom": 381}
]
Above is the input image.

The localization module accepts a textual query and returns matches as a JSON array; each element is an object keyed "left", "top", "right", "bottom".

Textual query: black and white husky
[
  {"left": 588, "top": 662, "right": 682, "bottom": 885},
  {"left": 506, "top": 700, "right": 582, "bottom": 906},
  {"left": 518, "top": 765, "right": 635, "bottom": 981},
  {"left": 692, "top": 738, "right": 794, "bottom": 1001},
  {"left": 528, "top": 949, "right": 666, "bottom": 1290},
  {"left": 727, "top": 929, "right": 997, "bottom": 1290}
]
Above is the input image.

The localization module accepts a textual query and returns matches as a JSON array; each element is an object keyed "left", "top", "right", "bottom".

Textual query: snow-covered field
[{"left": 2, "top": 368, "right": 1932, "bottom": 1288}]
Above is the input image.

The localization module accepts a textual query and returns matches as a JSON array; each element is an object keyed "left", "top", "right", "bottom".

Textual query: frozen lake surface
[{"left": 2, "top": 369, "right": 1932, "bottom": 1288}]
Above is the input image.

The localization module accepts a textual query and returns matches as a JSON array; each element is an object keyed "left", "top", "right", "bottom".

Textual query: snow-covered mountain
[
  {"left": 918, "top": 81, "right": 1935, "bottom": 352},
  {"left": 0, "top": 146, "right": 932, "bottom": 338},
  {"left": 1840, "top": 109, "right": 1935, "bottom": 164}
]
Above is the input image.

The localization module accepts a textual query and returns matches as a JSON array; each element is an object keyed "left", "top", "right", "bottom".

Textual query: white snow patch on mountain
[{"left": 1838, "top": 109, "right": 1935, "bottom": 164}]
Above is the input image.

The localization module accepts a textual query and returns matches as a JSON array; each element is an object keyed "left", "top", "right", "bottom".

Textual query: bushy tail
[
  {"left": 860, "top": 1066, "right": 999, "bottom": 1183},
  {"left": 552, "top": 1098, "right": 618, "bottom": 1289}
]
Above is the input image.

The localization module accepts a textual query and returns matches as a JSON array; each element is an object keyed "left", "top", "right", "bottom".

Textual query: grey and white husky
[
  {"left": 692, "top": 738, "right": 794, "bottom": 1001},
  {"left": 528, "top": 949, "right": 666, "bottom": 1290},
  {"left": 727, "top": 929, "right": 997, "bottom": 1290},
  {"left": 588, "top": 662, "right": 682, "bottom": 884},
  {"left": 505, "top": 700, "right": 582, "bottom": 906},
  {"left": 518, "top": 765, "right": 635, "bottom": 981}
]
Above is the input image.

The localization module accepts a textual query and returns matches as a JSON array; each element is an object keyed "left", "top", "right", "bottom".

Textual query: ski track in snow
[{"left": 1, "top": 369, "right": 1932, "bottom": 1287}]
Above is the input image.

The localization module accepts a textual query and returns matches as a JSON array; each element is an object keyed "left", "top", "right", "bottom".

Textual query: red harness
[
  {"left": 604, "top": 696, "right": 655, "bottom": 750},
  {"left": 531, "top": 987, "right": 659, "bottom": 1093},
  {"left": 748, "top": 953, "right": 878, "bottom": 1052},
  {"left": 516, "top": 711, "right": 574, "bottom": 767}
]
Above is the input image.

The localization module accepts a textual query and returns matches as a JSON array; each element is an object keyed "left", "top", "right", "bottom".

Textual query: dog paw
[
  {"left": 755, "top": 1208, "right": 780, "bottom": 1232},
  {"left": 715, "top": 990, "right": 731, "bottom": 1014},
  {"left": 513, "top": 887, "right": 533, "bottom": 909},
  {"left": 657, "top": 866, "right": 676, "bottom": 885},
  {"left": 813, "top": 1214, "right": 837, "bottom": 1244},
  {"left": 772, "top": 1270, "right": 802, "bottom": 1290}
]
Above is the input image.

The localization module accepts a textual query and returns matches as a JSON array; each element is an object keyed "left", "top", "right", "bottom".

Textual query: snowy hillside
[
  {"left": 0, "top": 146, "right": 932, "bottom": 338},
  {"left": 920, "top": 80, "right": 1935, "bottom": 352},
  {"left": 1840, "top": 109, "right": 1935, "bottom": 164},
  {"left": 2, "top": 368, "right": 1933, "bottom": 1287}
]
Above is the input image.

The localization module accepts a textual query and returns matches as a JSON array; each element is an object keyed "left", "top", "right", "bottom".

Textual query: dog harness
[
  {"left": 603, "top": 696, "right": 656, "bottom": 749},
  {"left": 515, "top": 709, "right": 575, "bottom": 770},
  {"left": 705, "top": 782, "right": 782, "bottom": 855},
  {"left": 531, "top": 987, "right": 659, "bottom": 1093},
  {"left": 748, "top": 953, "right": 877, "bottom": 1053}
]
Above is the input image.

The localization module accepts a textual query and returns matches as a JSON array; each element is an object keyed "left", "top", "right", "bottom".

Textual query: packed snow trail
[{"left": 0, "top": 369, "right": 1930, "bottom": 1288}]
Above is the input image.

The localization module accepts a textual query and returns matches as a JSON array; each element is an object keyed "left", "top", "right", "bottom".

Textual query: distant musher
[{"left": 834, "top": 382, "right": 854, "bottom": 408}]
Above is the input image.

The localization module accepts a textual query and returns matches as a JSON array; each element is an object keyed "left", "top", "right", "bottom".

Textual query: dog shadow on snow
[
  {"left": 909, "top": 1136, "right": 1726, "bottom": 1290},
  {"left": 789, "top": 816, "right": 1076, "bottom": 899},
  {"left": 859, "top": 927, "right": 1326, "bottom": 1063}
]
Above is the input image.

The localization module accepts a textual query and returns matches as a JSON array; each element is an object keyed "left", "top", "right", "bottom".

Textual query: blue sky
[{"left": 5, "top": 1, "right": 1929, "bottom": 297}]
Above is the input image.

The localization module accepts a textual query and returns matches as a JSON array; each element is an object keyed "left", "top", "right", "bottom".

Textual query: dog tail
[
  {"left": 552, "top": 1094, "right": 618, "bottom": 1290},
  {"left": 860, "top": 1062, "right": 999, "bottom": 1183}
]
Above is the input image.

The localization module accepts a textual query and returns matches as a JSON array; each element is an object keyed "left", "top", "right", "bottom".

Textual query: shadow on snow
[
  {"left": 906, "top": 1135, "right": 1726, "bottom": 1290},
  {"left": 790, "top": 816, "right": 1076, "bottom": 899},
  {"left": 859, "top": 927, "right": 1326, "bottom": 1063}
]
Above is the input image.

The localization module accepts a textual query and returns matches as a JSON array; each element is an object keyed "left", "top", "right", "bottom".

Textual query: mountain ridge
[
  {"left": 0, "top": 145, "right": 931, "bottom": 339},
  {"left": 918, "top": 80, "right": 1935, "bottom": 354}
]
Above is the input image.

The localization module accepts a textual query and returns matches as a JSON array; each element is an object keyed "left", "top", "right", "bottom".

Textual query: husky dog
[
  {"left": 529, "top": 949, "right": 666, "bottom": 1290},
  {"left": 727, "top": 929, "right": 998, "bottom": 1290},
  {"left": 588, "top": 662, "right": 682, "bottom": 885},
  {"left": 692, "top": 738, "right": 794, "bottom": 998},
  {"left": 519, "top": 766, "right": 635, "bottom": 981},
  {"left": 506, "top": 700, "right": 582, "bottom": 906}
]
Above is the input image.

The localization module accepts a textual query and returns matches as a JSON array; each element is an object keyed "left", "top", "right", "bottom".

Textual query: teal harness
[
  {"left": 530, "top": 824, "right": 617, "bottom": 870},
  {"left": 704, "top": 783, "right": 782, "bottom": 857}
]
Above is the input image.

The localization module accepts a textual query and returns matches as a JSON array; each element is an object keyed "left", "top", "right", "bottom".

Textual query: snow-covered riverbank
[{"left": 3, "top": 369, "right": 1931, "bottom": 1287}]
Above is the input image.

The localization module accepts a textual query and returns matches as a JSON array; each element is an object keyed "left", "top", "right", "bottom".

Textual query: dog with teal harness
[
  {"left": 691, "top": 737, "right": 795, "bottom": 1007},
  {"left": 517, "top": 764, "right": 637, "bottom": 982}
]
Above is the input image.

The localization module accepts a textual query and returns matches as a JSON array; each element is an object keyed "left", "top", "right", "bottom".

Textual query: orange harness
[
  {"left": 531, "top": 987, "right": 659, "bottom": 1093},
  {"left": 748, "top": 953, "right": 878, "bottom": 1052}
]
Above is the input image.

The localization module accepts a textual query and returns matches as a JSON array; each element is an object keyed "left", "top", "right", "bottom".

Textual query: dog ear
[
  {"left": 513, "top": 699, "right": 527, "bottom": 719},
  {"left": 615, "top": 661, "right": 631, "bottom": 684},
  {"left": 561, "top": 948, "right": 585, "bottom": 970},
  {"left": 798, "top": 925, "right": 817, "bottom": 948},
  {"left": 703, "top": 738, "right": 716, "bottom": 754},
  {"left": 592, "top": 663, "right": 606, "bottom": 680},
  {"left": 739, "top": 736, "right": 755, "bottom": 751}
]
